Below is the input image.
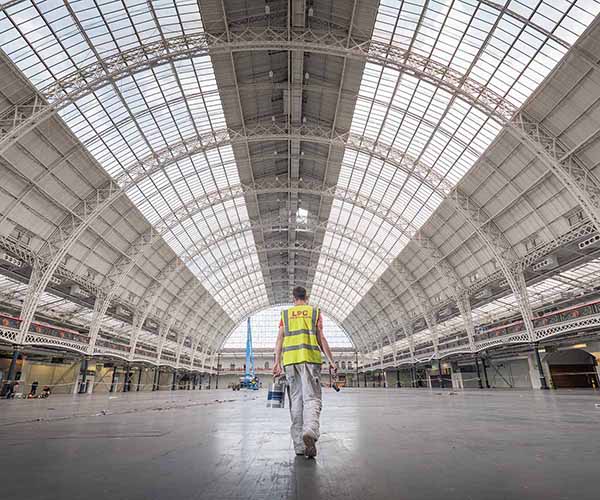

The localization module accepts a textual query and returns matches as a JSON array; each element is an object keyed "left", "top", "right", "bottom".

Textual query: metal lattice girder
[
  {"left": 412, "top": 230, "right": 476, "bottom": 352},
  {"left": 147, "top": 282, "right": 228, "bottom": 365},
  {"left": 88, "top": 124, "right": 460, "bottom": 324},
  {"left": 85, "top": 228, "right": 167, "bottom": 354},
  {"left": 0, "top": 102, "right": 586, "bottom": 332},
  {"left": 3, "top": 112, "right": 483, "bottom": 333},
  {"left": 1, "top": 27, "right": 597, "bottom": 232},
  {"left": 354, "top": 181, "right": 541, "bottom": 349},
  {"left": 214, "top": 277, "right": 371, "bottom": 352},
  {"left": 183, "top": 297, "right": 233, "bottom": 352},
  {"left": 31, "top": 123, "right": 557, "bottom": 350},
  {"left": 3, "top": 28, "right": 598, "bottom": 233},
  {"left": 0, "top": 108, "right": 548, "bottom": 348},
  {"left": 44, "top": 169, "right": 431, "bottom": 353},
  {"left": 14, "top": 144, "right": 425, "bottom": 347},
  {"left": 5, "top": 28, "right": 598, "bottom": 351},
  {"left": 0, "top": 26, "right": 516, "bottom": 155},
  {"left": 197, "top": 241, "right": 394, "bottom": 352},
  {"left": 0, "top": 0, "right": 590, "bottom": 63},
  {"left": 511, "top": 114, "right": 600, "bottom": 232},
  {"left": 178, "top": 294, "right": 231, "bottom": 352},
  {"left": 203, "top": 256, "right": 394, "bottom": 351}
]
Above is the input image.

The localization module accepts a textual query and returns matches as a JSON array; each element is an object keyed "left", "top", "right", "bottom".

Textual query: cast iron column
[
  {"left": 1, "top": 348, "right": 20, "bottom": 396},
  {"left": 355, "top": 351, "right": 359, "bottom": 387},
  {"left": 124, "top": 364, "right": 131, "bottom": 392},
  {"left": 481, "top": 355, "right": 490, "bottom": 389},
  {"left": 136, "top": 368, "right": 143, "bottom": 391},
  {"left": 438, "top": 359, "right": 444, "bottom": 389},
  {"left": 152, "top": 367, "right": 158, "bottom": 391},
  {"left": 533, "top": 343, "right": 549, "bottom": 390},
  {"left": 78, "top": 357, "right": 88, "bottom": 394},
  {"left": 397, "top": 368, "right": 401, "bottom": 388},
  {"left": 215, "top": 353, "right": 220, "bottom": 389},
  {"left": 474, "top": 355, "right": 483, "bottom": 389},
  {"left": 171, "top": 371, "right": 177, "bottom": 390},
  {"left": 109, "top": 366, "right": 118, "bottom": 392}
]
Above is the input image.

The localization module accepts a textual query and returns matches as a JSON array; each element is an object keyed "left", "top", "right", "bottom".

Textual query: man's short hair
[{"left": 292, "top": 286, "right": 307, "bottom": 301}]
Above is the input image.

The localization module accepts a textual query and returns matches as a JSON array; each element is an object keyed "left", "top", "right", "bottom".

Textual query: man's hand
[
  {"left": 273, "top": 362, "right": 283, "bottom": 377},
  {"left": 329, "top": 360, "right": 337, "bottom": 375}
]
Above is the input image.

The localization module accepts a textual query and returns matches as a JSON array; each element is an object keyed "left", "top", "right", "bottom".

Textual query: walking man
[{"left": 273, "top": 286, "right": 337, "bottom": 458}]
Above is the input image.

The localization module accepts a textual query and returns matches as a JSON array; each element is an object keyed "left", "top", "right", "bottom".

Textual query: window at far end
[
  {"left": 567, "top": 210, "right": 587, "bottom": 227},
  {"left": 296, "top": 207, "right": 309, "bottom": 224}
]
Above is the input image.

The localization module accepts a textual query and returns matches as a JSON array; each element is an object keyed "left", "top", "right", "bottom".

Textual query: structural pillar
[
  {"left": 124, "top": 364, "right": 131, "bottom": 392},
  {"left": 482, "top": 355, "right": 490, "bottom": 389},
  {"left": 215, "top": 353, "right": 220, "bottom": 389},
  {"left": 109, "top": 366, "right": 118, "bottom": 393},
  {"left": 152, "top": 367, "right": 159, "bottom": 391},
  {"left": 136, "top": 368, "right": 143, "bottom": 392},
  {"left": 533, "top": 344, "right": 549, "bottom": 390},
  {"left": 396, "top": 369, "right": 401, "bottom": 388},
  {"left": 78, "top": 357, "right": 89, "bottom": 394},
  {"left": 411, "top": 364, "right": 417, "bottom": 388},
  {"left": 438, "top": 359, "right": 444, "bottom": 389},
  {"left": 355, "top": 351, "right": 359, "bottom": 388},
  {"left": 1, "top": 348, "right": 20, "bottom": 397},
  {"left": 474, "top": 355, "right": 483, "bottom": 389},
  {"left": 171, "top": 371, "right": 177, "bottom": 391}
]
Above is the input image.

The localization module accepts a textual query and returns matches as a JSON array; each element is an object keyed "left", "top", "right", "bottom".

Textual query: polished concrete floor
[{"left": 1, "top": 388, "right": 599, "bottom": 500}]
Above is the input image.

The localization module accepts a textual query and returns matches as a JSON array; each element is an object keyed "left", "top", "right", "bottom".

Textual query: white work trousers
[{"left": 285, "top": 362, "right": 322, "bottom": 452}]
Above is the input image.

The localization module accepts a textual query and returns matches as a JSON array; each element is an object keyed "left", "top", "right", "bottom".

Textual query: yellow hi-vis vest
[{"left": 281, "top": 305, "right": 322, "bottom": 366}]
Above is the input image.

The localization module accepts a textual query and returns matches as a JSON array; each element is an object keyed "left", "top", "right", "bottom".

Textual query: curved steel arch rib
[
  {"left": 0, "top": 75, "right": 560, "bottom": 352},
  {"left": 179, "top": 238, "right": 419, "bottom": 354},
  {"left": 203, "top": 277, "right": 370, "bottom": 353},
  {"left": 214, "top": 300, "right": 360, "bottom": 353},
  {"left": 3, "top": 28, "right": 597, "bottom": 233},
  {"left": 7, "top": 31, "right": 599, "bottom": 354}
]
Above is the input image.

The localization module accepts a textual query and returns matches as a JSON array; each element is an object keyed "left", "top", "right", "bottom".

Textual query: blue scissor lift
[{"left": 240, "top": 317, "right": 259, "bottom": 390}]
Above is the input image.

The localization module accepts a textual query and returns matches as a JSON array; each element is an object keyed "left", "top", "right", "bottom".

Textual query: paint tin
[{"left": 266, "top": 376, "right": 287, "bottom": 408}]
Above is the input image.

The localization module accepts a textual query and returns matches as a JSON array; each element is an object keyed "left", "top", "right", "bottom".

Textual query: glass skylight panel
[
  {"left": 0, "top": 1, "right": 268, "bottom": 321},
  {"left": 312, "top": 0, "right": 599, "bottom": 322},
  {"left": 223, "top": 305, "right": 353, "bottom": 350}
]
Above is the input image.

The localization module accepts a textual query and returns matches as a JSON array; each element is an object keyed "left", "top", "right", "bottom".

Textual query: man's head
[{"left": 292, "top": 286, "right": 307, "bottom": 304}]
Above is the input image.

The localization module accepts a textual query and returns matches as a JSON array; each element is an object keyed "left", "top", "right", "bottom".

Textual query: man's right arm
[{"left": 273, "top": 324, "right": 284, "bottom": 376}]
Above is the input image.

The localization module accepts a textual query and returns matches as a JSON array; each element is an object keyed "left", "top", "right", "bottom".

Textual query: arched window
[
  {"left": 230, "top": 363, "right": 236, "bottom": 370},
  {"left": 264, "top": 361, "right": 270, "bottom": 370},
  {"left": 341, "top": 361, "right": 346, "bottom": 370},
  {"left": 224, "top": 306, "right": 353, "bottom": 348}
]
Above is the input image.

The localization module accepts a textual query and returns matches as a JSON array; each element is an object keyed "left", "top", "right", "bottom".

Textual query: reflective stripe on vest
[{"left": 281, "top": 305, "right": 322, "bottom": 366}]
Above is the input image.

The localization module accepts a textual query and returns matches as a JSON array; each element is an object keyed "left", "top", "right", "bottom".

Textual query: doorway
[{"left": 545, "top": 349, "right": 599, "bottom": 389}]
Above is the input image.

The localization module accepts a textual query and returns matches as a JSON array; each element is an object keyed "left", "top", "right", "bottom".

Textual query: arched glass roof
[
  {"left": 1, "top": 0, "right": 599, "bottom": 350},
  {"left": 310, "top": 0, "right": 600, "bottom": 318},
  {"left": 223, "top": 305, "right": 353, "bottom": 350}
]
